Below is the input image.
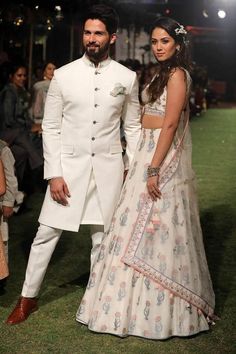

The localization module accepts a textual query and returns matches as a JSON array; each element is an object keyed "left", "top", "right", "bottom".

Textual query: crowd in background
[
  {"left": 0, "top": 54, "right": 57, "bottom": 195},
  {"left": 0, "top": 54, "right": 56, "bottom": 293}
]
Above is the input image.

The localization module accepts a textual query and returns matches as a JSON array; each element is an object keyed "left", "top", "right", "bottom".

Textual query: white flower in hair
[{"left": 175, "top": 25, "right": 187, "bottom": 35}]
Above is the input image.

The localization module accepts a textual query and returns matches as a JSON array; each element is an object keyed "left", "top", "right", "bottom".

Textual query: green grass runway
[{"left": 0, "top": 108, "right": 236, "bottom": 353}]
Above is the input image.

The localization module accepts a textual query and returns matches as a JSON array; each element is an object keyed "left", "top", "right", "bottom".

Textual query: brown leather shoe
[{"left": 6, "top": 296, "right": 38, "bottom": 325}]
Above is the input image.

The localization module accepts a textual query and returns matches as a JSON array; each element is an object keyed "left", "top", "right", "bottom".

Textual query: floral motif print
[{"left": 76, "top": 71, "right": 215, "bottom": 340}]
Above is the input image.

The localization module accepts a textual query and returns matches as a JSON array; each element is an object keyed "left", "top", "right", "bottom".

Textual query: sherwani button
[
  {"left": 94, "top": 104, "right": 98, "bottom": 107},
  {"left": 91, "top": 153, "right": 95, "bottom": 156},
  {"left": 93, "top": 121, "right": 97, "bottom": 124},
  {"left": 92, "top": 137, "right": 95, "bottom": 141},
  {"left": 95, "top": 87, "right": 99, "bottom": 91}
]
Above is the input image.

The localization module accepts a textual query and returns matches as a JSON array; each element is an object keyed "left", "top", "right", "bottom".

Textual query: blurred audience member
[
  {"left": 0, "top": 138, "right": 24, "bottom": 254},
  {"left": 31, "top": 62, "right": 56, "bottom": 125},
  {"left": 0, "top": 63, "right": 43, "bottom": 190},
  {"left": 0, "top": 139, "right": 24, "bottom": 293},
  {"left": 31, "top": 63, "right": 44, "bottom": 87}
]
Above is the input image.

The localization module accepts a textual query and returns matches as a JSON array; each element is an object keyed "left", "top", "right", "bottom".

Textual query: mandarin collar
[{"left": 82, "top": 54, "right": 111, "bottom": 69}]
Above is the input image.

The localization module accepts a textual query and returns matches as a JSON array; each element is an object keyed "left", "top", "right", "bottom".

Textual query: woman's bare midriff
[{"left": 142, "top": 114, "right": 164, "bottom": 129}]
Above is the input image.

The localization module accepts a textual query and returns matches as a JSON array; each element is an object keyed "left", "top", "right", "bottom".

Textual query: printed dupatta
[{"left": 122, "top": 105, "right": 214, "bottom": 318}]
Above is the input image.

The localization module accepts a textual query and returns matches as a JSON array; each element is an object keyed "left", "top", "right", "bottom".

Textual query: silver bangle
[{"left": 147, "top": 165, "right": 160, "bottom": 178}]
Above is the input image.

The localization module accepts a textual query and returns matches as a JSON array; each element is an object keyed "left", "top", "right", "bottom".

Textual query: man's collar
[{"left": 82, "top": 54, "right": 111, "bottom": 68}]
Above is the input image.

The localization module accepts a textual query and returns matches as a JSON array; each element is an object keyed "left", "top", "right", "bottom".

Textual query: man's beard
[{"left": 85, "top": 41, "right": 110, "bottom": 62}]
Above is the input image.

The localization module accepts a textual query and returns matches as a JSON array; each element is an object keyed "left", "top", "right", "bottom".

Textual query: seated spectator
[
  {"left": 0, "top": 63, "right": 43, "bottom": 190},
  {"left": 31, "top": 63, "right": 44, "bottom": 87},
  {"left": 0, "top": 139, "right": 24, "bottom": 293}
]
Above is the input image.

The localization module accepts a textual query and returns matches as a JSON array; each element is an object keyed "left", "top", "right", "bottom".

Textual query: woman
[
  {"left": 0, "top": 63, "right": 43, "bottom": 187},
  {"left": 0, "top": 64, "right": 32, "bottom": 130},
  {"left": 31, "top": 62, "right": 56, "bottom": 124},
  {"left": 76, "top": 17, "right": 215, "bottom": 340}
]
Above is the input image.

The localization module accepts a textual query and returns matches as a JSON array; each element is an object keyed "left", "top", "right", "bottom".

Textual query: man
[{"left": 6, "top": 4, "right": 141, "bottom": 325}]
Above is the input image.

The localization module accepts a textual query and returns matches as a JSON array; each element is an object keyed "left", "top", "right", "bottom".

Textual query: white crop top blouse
[{"left": 141, "top": 85, "right": 167, "bottom": 117}]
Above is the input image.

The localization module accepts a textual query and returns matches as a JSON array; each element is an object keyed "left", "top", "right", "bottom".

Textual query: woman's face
[
  {"left": 44, "top": 63, "right": 56, "bottom": 80},
  {"left": 10, "top": 67, "right": 27, "bottom": 88},
  {"left": 151, "top": 27, "right": 179, "bottom": 62}
]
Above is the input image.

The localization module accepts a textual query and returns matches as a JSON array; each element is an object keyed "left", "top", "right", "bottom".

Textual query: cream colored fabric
[
  {"left": 39, "top": 55, "right": 141, "bottom": 232},
  {"left": 81, "top": 171, "right": 103, "bottom": 225},
  {"left": 22, "top": 224, "right": 63, "bottom": 297},
  {"left": 21, "top": 223, "right": 104, "bottom": 298}
]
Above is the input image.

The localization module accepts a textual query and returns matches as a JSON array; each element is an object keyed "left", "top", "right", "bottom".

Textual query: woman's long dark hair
[{"left": 146, "top": 17, "right": 192, "bottom": 103}]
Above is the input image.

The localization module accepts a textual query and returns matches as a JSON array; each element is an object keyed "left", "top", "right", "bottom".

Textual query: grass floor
[{"left": 0, "top": 108, "right": 236, "bottom": 353}]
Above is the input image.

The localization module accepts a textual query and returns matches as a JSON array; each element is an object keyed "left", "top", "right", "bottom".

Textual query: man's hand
[
  {"left": 2, "top": 206, "right": 14, "bottom": 218},
  {"left": 31, "top": 123, "right": 42, "bottom": 133},
  {"left": 49, "top": 177, "right": 71, "bottom": 206}
]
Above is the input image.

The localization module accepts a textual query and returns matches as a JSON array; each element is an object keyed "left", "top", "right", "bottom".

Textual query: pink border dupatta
[{"left": 122, "top": 106, "right": 215, "bottom": 318}]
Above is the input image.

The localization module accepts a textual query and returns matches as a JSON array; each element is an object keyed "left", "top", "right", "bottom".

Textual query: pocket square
[{"left": 110, "top": 83, "right": 126, "bottom": 97}]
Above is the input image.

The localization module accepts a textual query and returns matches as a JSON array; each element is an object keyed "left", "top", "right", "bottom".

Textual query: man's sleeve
[
  {"left": 42, "top": 75, "right": 63, "bottom": 179},
  {"left": 121, "top": 74, "right": 141, "bottom": 169}
]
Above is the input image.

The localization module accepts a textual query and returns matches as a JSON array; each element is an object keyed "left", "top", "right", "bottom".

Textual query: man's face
[{"left": 83, "top": 19, "right": 116, "bottom": 62}]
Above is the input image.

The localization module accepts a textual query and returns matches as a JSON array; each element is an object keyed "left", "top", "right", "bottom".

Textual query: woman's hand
[{"left": 147, "top": 175, "right": 161, "bottom": 201}]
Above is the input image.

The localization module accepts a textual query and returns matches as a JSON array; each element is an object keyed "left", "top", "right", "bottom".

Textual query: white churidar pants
[{"left": 21, "top": 171, "right": 104, "bottom": 298}]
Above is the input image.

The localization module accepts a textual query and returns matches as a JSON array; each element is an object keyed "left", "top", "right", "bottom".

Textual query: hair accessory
[{"left": 175, "top": 25, "right": 187, "bottom": 36}]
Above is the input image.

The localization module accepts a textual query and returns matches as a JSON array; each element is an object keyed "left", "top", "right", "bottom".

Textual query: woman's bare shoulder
[{"left": 169, "top": 67, "right": 186, "bottom": 82}]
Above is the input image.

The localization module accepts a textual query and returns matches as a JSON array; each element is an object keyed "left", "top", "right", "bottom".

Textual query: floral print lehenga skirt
[{"left": 76, "top": 127, "right": 215, "bottom": 340}]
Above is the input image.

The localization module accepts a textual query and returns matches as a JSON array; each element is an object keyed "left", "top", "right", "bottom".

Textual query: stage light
[
  {"left": 55, "top": 5, "right": 63, "bottom": 21},
  {"left": 46, "top": 18, "right": 53, "bottom": 30},
  {"left": 202, "top": 9, "right": 209, "bottom": 18},
  {"left": 13, "top": 16, "right": 24, "bottom": 26},
  {"left": 217, "top": 9, "right": 226, "bottom": 19}
]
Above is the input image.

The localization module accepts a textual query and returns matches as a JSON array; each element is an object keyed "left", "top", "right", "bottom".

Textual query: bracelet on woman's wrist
[{"left": 147, "top": 165, "right": 160, "bottom": 178}]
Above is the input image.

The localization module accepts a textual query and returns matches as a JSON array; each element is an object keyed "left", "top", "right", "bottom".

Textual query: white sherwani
[{"left": 39, "top": 55, "right": 141, "bottom": 232}]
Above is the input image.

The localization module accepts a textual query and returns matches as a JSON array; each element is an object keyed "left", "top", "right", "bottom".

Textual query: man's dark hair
[{"left": 83, "top": 4, "right": 119, "bottom": 34}]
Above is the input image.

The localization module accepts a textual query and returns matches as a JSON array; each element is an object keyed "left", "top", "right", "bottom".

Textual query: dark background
[{"left": 1, "top": 0, "right": 236, "bottom": 100}]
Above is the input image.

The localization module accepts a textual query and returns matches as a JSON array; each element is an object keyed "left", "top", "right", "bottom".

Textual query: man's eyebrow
[{"left": 83, "top": 30, "right": 107, "bottom": 34}]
